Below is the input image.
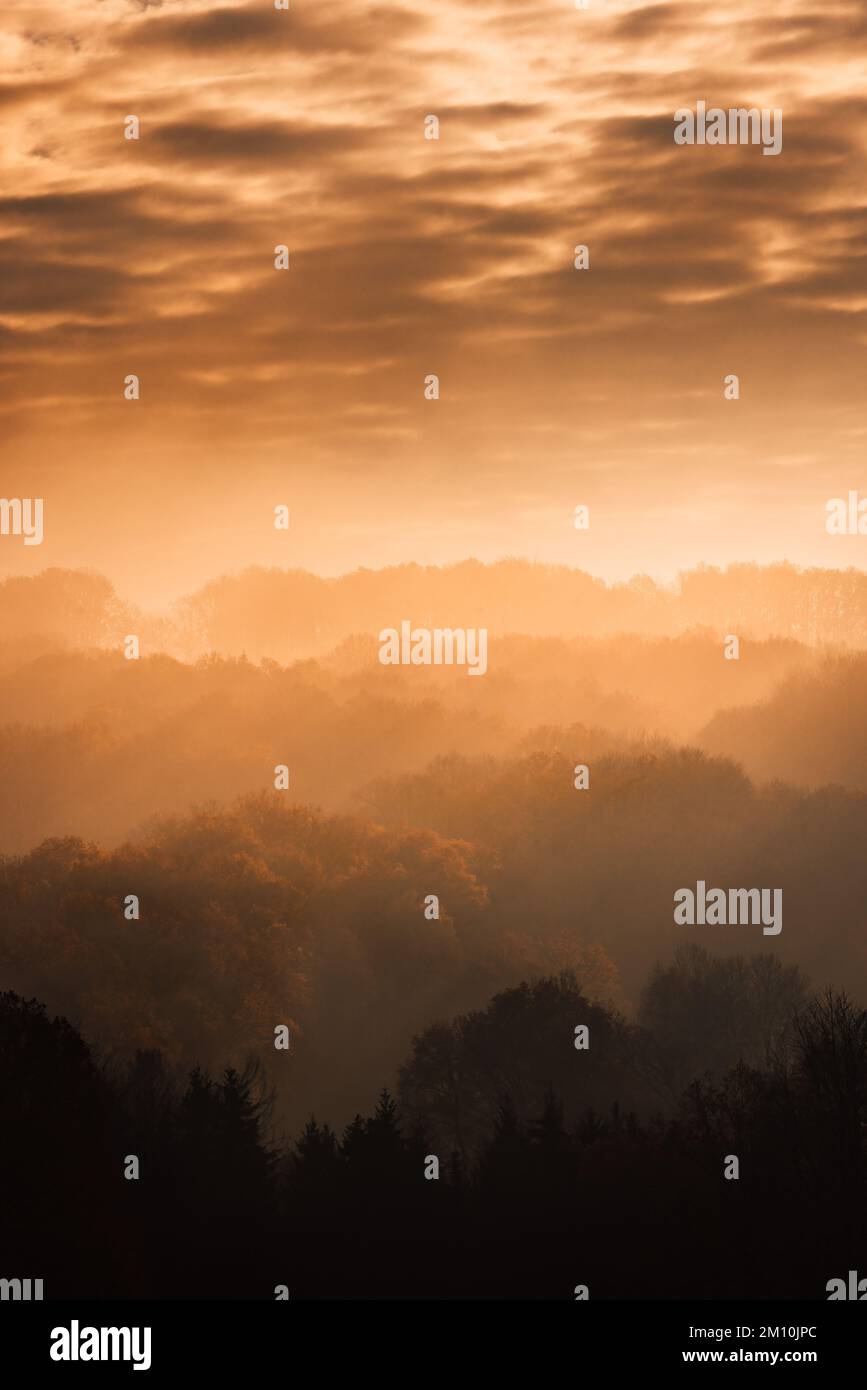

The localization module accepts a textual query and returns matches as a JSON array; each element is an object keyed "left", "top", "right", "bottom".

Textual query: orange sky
[{"left": 1, "top": 0, "right": 866, "bottom": 604}]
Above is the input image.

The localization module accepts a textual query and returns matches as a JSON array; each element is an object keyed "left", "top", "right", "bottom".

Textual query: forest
[
  {"left": 3, "top": 961, "right": 864, "bottom": 1298},
  {"left": 1, "top": 558, "right": 865, "bottom": 1298}
]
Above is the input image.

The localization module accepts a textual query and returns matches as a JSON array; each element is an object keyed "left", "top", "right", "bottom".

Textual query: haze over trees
[
  {"left": 0, "top": 763, "right": 864, "bottom": 1132},
  {"left": 3, "top": 967, "right": 864, "bottom": 1298},
  {"left": 1, "top": 557, "right": 865, "bottom": 1296},
  {"left": 0, "top": 566, "right": 866, "bottom": 855},
  {"left": 0, "top": 559, "right": 865, "bottom": 1132},
  {"left": 3, "top": 560, "right": 867, "bottom": 662}
]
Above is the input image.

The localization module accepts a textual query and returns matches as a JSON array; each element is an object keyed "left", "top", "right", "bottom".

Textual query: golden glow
[{"left": 0, "top": 0, "right": 864, "bottom": 604}]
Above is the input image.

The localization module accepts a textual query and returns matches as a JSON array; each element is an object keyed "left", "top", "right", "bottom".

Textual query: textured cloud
[{"left": 1, "top": 0, "right": 865, "bottom": 599}]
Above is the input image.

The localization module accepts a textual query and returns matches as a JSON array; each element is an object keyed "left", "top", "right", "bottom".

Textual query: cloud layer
[{"left": 1, "top": 0, "right": 865, "bottom": 598}]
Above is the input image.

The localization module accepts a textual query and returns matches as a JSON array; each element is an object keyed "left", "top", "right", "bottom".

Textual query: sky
[{"left": 1, "top": 0, "right": 866, "bottom": 605}]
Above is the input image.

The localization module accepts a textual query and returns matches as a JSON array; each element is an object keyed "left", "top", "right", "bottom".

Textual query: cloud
[
  {"left": 0, "top": 0, "right": 864, "bottom": 594},
  {"left": 610, "top": 4, "right": 694, "bottom": 41},
  {"left": 127, "top": 1, "right": 430, "bottom": 55},
  {"left": 149, "top": 117, "right": 375, "bottom": 166}
]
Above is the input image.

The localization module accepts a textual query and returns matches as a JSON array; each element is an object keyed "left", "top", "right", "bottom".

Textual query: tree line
[{"left": 3, "top": 955, "right": 865, "bottom": 1299}]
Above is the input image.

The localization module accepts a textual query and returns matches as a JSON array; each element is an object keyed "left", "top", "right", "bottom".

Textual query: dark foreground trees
[{"left": 1, "top": 967, "right": 865, "bottom": 1299}]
